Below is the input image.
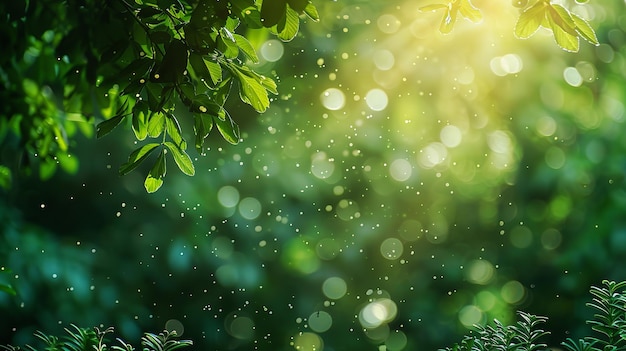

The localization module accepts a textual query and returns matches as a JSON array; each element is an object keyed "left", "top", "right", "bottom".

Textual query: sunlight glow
[{"left": 359, "top": 298, "right": 398, "bottom": 328}]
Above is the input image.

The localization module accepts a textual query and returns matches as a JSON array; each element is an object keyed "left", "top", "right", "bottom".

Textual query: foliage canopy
[{"left": 0, "top": 0, "right": 599, "bottom": 192}]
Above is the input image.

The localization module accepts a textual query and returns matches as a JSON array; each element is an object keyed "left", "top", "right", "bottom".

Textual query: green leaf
[
  {"left": 0, "top": 283, "right": 16, "bottom": 296},
  {"left": 439, "top": 6, "right": 457, "bottom": 34},
  {"left": 0, "top": 165, "right": 11, "bottom": 190},
  {"left": 220, "top": 27, "right": 240, "bottom": 59},
  {"left": 234, "top": 34, "right": 259, "bottom": 63},
  {"left": 571, "top": 13, "right": 599, "bottom": 45},
  {"left": 546, "top": 5, "right": 579, "bottom": 52},
  {"left": 132, "top": 100, "right": 150, "bottom": 141},
  {"left": 419, "top": 3, "right": 447, "bottom": 12},
  {"left": 214, "top": 114, "right": 240, "bottom": 144},
  {"left": 165, "top": 141, "right": 195, "bottom": 176},
  {"left": 194, "top": 113, "right": 214, "bottom": 153},
  {"left": 231, "top": 0, "right": 264, "bottom": 28},
  {"left": 119, "top": 143, "right": 160, "bottom": 175},
  {"left": 165, "top": 114, "right": 187, "bottom": 150},
  {"left": 206, "top": 59, "right": 223, "bottom": 85},
  {"left": 144, "top": 149, "right": 166, "bottom": 193},
  {"left": 57, "top": 153, "right": 79, "bottom": 174},
  {"left": 275, "top": 6, "right": 300, "bottom": 41},
  {"left": 261, "top": 0, "right": 287, "bottom": 27},
  {"left": 189, "top": 53, "right": 212, "bottom": 85},
  {"left": 304, "top": 2, "right": 319, "bottom": 21},
  {"left": 96, "top": 114, "right": 126, "bottom": 139},
  {"left": 547, "top": 4, "right": 578, "bottom": 36},
  {"left": 514, "top": 1, "right": 547, "bottom": 39},
  {"left": 459, "top": 0, "right": 482, "bottom": 23},
  {"left": 147, "top": 111, "right": 166, "bottom": 138},
  {"left": 229, "top": 65, "right": 271, "bottom": 112}
]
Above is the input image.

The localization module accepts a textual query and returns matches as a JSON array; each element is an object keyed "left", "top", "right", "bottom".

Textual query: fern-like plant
[
  {"left": 440, "top": 311, "right": 549, "bottom": 351},
  {"left": 563, "top": 280, "right": 626, "bottom": 351},
  {"left": 0, "top": 325, "right": 192, "bottom": 351}
]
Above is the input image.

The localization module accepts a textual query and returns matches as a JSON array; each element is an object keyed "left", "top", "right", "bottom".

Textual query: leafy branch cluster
[
  {"left": 443, "top": 280, "right": 626, "bottom": 351},
  {"left": 0, "top": 0, "right": 318, "bottom": 193},
  {"left": 1, "top": 325, "right": 191, "bottom": 351},
  {"left": 95, "top": 0, "right": 318, "bottom": 192},
  {"left": 420, "top": 0, "right": 599, "bottom": 52}
]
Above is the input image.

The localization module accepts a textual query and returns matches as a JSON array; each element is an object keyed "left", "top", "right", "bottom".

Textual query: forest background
[{"left": 2, "top": 0, "right": 626, "bottom": 350}]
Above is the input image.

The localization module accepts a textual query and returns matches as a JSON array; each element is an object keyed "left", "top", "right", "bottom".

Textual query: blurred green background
[{"left": 3, "top": 1, "right": 626, "bottom": 350}]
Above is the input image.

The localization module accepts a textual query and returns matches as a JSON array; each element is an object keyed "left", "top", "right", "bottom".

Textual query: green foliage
[
  {"left": 0, "top": 325, "right": 192, "bottom": 351},
  {"left": 444, "top": 281, "right": 626, "bottom": 351},
  {"left": 420, "top": 0, "right": 598, "bottom": 52},
  {"left": 441, "top": 311, "right": 549, "bottom": 351},
  {"left": 562, "top": 280, "right": 626, "bottom": 351},
  {"left": 0, "top": 0, "right": 318, "bottom": 192},
  {"left": 0, "top": 268, "right": 16, "bottom": 296}
]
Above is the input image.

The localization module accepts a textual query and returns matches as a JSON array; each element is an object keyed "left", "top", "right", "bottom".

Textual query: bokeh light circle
[
  {"left": 459, "top": 305, "right": 484, "bottom": 327},
  {"left": 165, "top": 319, "right": 184, "bottom": 336},
  {"left": 217, "top": 185, "right": 240, "bottom": 208},
  {"left": 293, "top": 332, "right": 323, "bottom": 351},
  {"left": 365, "top": 89, "right": 388, "bottom": 111},
  {"left": 238, "top": 197, "right": 261, "bottom": 220},
  {"left": 440, "top": 125, "right": 462, "bottom": 148},
  {"left": 501, "top": 280, "right": 526, "bottom": 304},
  {"left": 359, "top": 298, "right": 398, "bottom": 328},
  {"left": 389, "top": 159, "right": 412, "bottom": 182},
  {"left": 380, "top": 238, "right": 404, "bottom": 260},
  {"left": 321, "top": 88, "right": 345, "bottom": 110},
  {"left": 226, "top": 314, "right": 255, "bottom": 340},
  {"left": 260, "top": 39, "right": 284, "bottom": 62},
  {"left": 466, "top": 260, "right": 495, "bottom": 285},
  {"left": 308, "top": 311, "right": 333, "bottom": 333},
  {"left": 322, "top": 277, "right": 347, "bottom": 299}
]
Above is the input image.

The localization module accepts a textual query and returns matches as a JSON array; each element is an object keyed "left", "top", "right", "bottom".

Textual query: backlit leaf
[
  {"left": 132, "top": 100, "right": 150, "bottom": 141},
  {"left": 304, "top": 2, "right": 319, "bottom": 21},
  {"left": 166, "top": 114, "right": 186, "bottom": 150},
  {"left": 144, "top": 149, "right": 166, "bottom": 193},
  {"left": 459, "top": 0, "right": 482, "bottom": 23},
  {"left": 275, "top": 6, "right": 300, "bottom": 41},
  {"left": 514, "top": 1, "right": 547, "bottom": 39},
  {"left": 234, "top": 34, "right": 259, "bottom": 62},
  {"left": 546, "top": 5, "right": 579, "bottom": 52},
  {"left": 229, "top": 65, "right": 271, "bottom": 112},
  {"left": 206, "top": 59, "right": 222, "bottom": 85},
  {"left": 547, "top": 4, "right": 577, "bottom": 36},
  {"left": 147, "top": 111, "right": 166, "bottom": 138},
  {"left": 214, "top": 114, "right": 240, "bottom": 144},
  {"left": 194, "top": 113, "right": 214, "bottom": 153},
  {"left": 165, "top": 141, "right": 195, "bottom": 176},
  {"left": 440, "top": 6, "right": 457, "bottom": 34},
  {"left": 572, "top": 13, "right": 599, "bottom": 45},
  {"left": 119, "top": 143, "right": 160, "bottom": 176}
]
